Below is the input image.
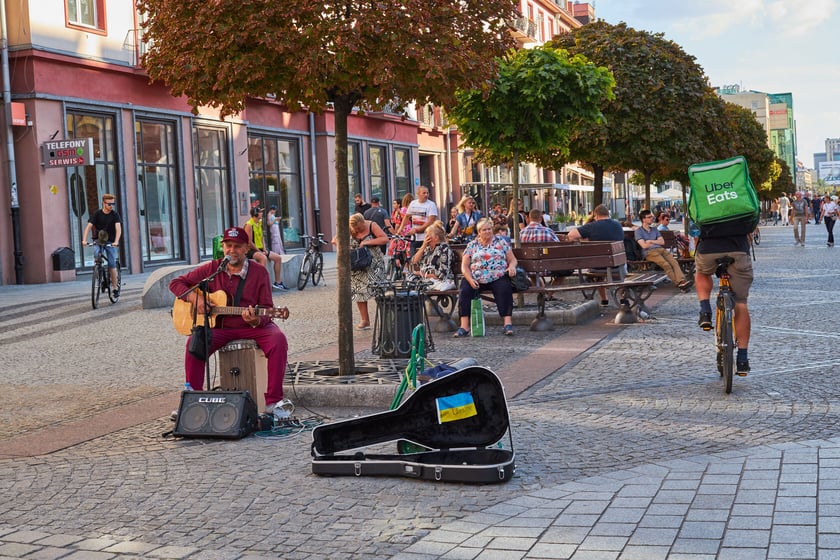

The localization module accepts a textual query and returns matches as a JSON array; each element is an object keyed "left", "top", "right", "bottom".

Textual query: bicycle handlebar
[{"left": 300, "top": 234, "right": 328, "bottom": 245}]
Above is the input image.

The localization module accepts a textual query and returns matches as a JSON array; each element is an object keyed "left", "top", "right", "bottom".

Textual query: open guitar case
[{"left": 311, "top": 366, "right": 515, "bottom": 483}]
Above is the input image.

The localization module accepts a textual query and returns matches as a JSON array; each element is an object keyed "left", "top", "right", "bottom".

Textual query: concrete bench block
[{"left": 142, "top": 264, "right": 197, "bottom": 309}]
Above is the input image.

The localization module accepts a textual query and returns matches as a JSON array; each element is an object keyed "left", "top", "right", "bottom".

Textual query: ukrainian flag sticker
[{"left": 436, "top": 392, "right": 477, "bottom": 424}]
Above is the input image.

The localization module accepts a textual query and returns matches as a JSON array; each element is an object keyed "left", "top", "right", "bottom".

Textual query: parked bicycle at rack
[{"left": 297, "top": 233, "right": 328, "bottom": 290}]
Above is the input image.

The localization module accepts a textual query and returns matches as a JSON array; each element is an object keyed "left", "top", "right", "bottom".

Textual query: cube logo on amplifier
[{"left": 174, "top": 390, "right": 258, "bottom": 439}]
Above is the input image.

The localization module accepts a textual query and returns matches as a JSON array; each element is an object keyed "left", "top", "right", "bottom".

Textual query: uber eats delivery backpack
[{"left": 687, "top": 155, "right": 760, "bottom": 238}]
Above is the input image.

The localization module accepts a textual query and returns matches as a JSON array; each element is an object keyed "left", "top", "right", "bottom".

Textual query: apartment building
[{"left": 0, "top": 0, "right": 593, "bottom": 285}]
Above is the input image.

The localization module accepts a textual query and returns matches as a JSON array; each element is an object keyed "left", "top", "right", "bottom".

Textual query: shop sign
[{"left": 41, "top": 138, "right": 94, "bottom": 168}]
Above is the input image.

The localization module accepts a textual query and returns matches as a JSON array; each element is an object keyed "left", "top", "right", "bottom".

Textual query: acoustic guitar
[{"left": 172, "top": 290, "right": 290, "bottom": 335}]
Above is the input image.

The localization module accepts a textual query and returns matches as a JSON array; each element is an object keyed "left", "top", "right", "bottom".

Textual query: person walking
[
  {"left": 267, "top": 205, "right": 285, "bottom": 256},
  {"left": 779, "top": 192, "right": 790, "bottom": 226},
  {"left": 791, "top": 191, "right": 810, "bottom": 247},
  {"left": 820, "top": 194, "right": 839, "bottom": 247}
]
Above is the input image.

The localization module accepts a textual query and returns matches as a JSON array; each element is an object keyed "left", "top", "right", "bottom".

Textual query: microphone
[{"left": 217, "top": 255, "right": 231, "bottom": 271}]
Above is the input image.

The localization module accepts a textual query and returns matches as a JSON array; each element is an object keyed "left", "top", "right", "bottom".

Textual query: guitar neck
[{"left": 213, "top": 306, "right": 275, "bottom": 317}]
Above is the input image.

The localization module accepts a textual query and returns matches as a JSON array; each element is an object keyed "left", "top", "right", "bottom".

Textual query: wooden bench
[{"left": 426, "top": 241, "right": 663, "bottom": 331}]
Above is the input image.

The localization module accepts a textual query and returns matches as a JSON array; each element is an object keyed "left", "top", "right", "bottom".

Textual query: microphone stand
[{"left": 177, "top": 261, "right": 228, "bottom": 391}]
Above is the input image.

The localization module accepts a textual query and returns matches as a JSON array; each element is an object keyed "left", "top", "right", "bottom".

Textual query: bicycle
[
  {"left": 87, "top": 237, "right": 121, "bottom": 309},
  {"left": 384, "top": 233, "right": 413, "bottom": 282},
  {"left": 706, "top": 256, "right": 737, "bottom": 393},
  {"left": 296, "top": 233, "right": 327, "bottom": 290}
]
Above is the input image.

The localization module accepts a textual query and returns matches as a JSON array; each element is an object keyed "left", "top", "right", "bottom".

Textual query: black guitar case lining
[{"left": 311, "top": 366, "right": 515, "bottom": 483}]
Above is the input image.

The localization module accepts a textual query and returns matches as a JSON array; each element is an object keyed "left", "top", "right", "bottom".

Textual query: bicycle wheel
[
  {"left": 91, "top": 263, "right": 102, "bottom": 309},
  {"left": 297, "top": 252, "right": 312, "bottom": 290},
  {"left": 109, "top": 261, "right": 122, "bottom": 303},
  {"left": 716, "top": 294, "right": 735, "bottom": 394},
  {"left": 311, "top": 252, "right": 324, "bottom": 286}
]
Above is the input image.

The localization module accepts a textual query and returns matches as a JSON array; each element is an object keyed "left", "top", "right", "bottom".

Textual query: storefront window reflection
[{"left": 136, "top": 119, "right": 182, "bottom": 262}]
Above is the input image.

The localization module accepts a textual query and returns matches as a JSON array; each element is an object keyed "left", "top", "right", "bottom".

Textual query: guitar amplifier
[{"left": 217, "top": 339, "right": 267, "bottom": 407}]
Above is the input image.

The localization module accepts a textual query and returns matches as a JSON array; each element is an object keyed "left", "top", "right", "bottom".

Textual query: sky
[{"left": 594, "top": 0, "right": 839, "bottom": 169}]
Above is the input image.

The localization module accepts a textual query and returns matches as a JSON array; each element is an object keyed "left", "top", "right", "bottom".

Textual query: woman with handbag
[
  {"left": 453, "top": 217, "right": 517, "bottom": 337},
  {"left": 449, "top": 195, "right": 483, "bottom": 241},
  {"left": 333, "top": 213, "right": 388, "bottom": 330}
]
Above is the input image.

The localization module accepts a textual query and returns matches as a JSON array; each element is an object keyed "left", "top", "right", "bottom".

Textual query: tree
[
  {"left": 447, "top": 45, "right": 614, "bottom": 245},
  {"left": 138, "top": 0, "right": 519, "bottom": 375},
  {"left": 553, "top": 22, "right": 712, "bottom": 210}
]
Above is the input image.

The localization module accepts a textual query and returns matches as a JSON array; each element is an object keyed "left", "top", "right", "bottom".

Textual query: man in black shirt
[
  {"left": 354, "top": 193, "right": 371, "bottom": 215},
  {"left": 82, "top": 193, "right": 122, "bottom": 297}
]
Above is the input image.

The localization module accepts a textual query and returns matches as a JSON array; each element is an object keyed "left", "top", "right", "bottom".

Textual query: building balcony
[{"left": 509, "top": 17, "right": 538, "bottom": 43}]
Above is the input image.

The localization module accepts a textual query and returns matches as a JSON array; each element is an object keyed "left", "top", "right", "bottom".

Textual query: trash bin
[
  {"left": 51, "top": 247, "right": 75, "bottom": 271},
  {"left": 372, "top": 288, "right": 433, "bottom": 358}
]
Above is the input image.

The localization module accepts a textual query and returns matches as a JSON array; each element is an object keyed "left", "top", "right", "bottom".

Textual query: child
[{"left": 493, "top": 223, "right": 511, "bottom": 244}]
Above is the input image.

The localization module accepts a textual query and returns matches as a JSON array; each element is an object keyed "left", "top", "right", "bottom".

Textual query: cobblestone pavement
[{"left": 2, "top": 224, "right": 840, "bottom": 559}]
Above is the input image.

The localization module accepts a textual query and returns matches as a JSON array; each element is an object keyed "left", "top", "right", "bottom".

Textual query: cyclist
[
  {"left": 82, "top": 193, "right": 122, "bottom": 298},
  {"left": 695, "top": 230, "right": 753, "bottom": 376}
]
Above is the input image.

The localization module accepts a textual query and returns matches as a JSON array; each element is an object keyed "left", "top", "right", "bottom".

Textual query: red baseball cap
[{"left": 222, "top": 226, "right": 249, "bottom": 245}]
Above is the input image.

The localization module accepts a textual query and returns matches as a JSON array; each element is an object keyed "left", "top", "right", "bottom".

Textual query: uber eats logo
[{"left": 704, "top": 180, "right": 739, "bottom": 205}]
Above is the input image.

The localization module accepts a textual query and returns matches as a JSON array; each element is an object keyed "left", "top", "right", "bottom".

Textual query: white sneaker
[{"left": 268, "top": 398, "right": 294, "bottom": 419}]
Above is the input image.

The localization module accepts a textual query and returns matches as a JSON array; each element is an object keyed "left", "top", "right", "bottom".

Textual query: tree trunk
[
  {"left": 333, "top": 96, "right": 355, "bottom": 376},
  {"left": 512, "top": 151, "right": 521, "bottom": 248},
  {"left": 592, "top": 162, "right": 604, "bottom": 209},
  {"left": 644, "top": 170, "right": 652, "bottom": 210}
]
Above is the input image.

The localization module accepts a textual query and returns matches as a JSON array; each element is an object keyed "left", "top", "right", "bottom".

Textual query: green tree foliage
[
  {"left": 138, "top": 0, "right": 518, "bottom": 375},
  {"left": 553, "top": 22, "right": 712, "bottom": 210},
  {"left": 769, "top": 157, "right": 795, "bottom": 198},
  {"left": 447, "top": 45, "right": 614, "bottom": 245}
]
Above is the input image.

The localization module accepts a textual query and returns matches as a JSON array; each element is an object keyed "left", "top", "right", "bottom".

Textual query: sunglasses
[{"left": 104, "top": 201, "right": 114, "bottom": 206}]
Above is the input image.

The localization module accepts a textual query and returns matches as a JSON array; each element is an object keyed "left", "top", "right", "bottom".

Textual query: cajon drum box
[{"left": 218, "top": 339, "right": 267, "bottom": 406}]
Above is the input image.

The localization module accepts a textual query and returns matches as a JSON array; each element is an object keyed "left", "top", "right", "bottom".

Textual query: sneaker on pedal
[
  {"left": 736, "top": 360, "right": 750, "bottom": 376},
  {"left": 698, "top": 312, "right": 712, "bottom": 331}
]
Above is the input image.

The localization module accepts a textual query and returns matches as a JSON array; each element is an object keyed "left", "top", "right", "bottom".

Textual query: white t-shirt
[{"left": 406, "top": 199, "right": 438, "bottom": 241}]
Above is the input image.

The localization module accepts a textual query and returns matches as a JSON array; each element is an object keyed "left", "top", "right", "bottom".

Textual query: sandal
[
  {"left": 503, "top": 325, "right": 514, "bottom": 336},
  {"left": 356, "top": 322, "right": 371, "bottom": 331},
  {"left": 452, "top": 327, "right": 470, "bottom": 338}
]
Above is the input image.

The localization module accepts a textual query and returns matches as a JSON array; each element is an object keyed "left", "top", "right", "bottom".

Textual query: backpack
[
  {"left": 623, "top": 236, "right": 643, "bottom": 261},
  {"left": 687, "top": 155, "right": 760, "bottom": 238}
]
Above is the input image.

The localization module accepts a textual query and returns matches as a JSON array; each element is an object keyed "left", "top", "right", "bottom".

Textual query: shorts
[{"left": 695, "top": 251, "right": 753, "bottom": 303}]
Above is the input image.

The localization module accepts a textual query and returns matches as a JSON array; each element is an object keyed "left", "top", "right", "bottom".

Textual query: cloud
[
  {"left": 767, "top": 0, "right": 837, "bottom": 36},
  {"left": 641, "top": 0, "right": 838, "bottom": 38}
]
